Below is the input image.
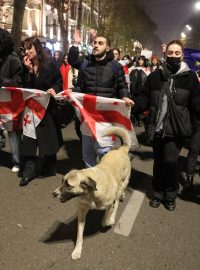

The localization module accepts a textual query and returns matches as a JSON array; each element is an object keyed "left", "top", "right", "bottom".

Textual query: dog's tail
[{"left": 102, "top": 126, "right": 131, "bottom": 152}]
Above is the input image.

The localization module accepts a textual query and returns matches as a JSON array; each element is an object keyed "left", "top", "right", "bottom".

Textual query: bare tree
[
  {"left": 11, "top": 0, "right": 27, "bottom": 53},
  {"left": 77, "top": 0, "right": 83, "bottom": 30},
  {"left": 54, "top": 0, "right": 70, "bottom": 53},
  {"left": 90, "top": 0, "right": 95, "bottom": 28}
]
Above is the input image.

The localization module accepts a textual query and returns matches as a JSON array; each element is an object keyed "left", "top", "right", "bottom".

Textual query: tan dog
[{"left": 53, "top": 126, "right": 132, "bottom": 260}]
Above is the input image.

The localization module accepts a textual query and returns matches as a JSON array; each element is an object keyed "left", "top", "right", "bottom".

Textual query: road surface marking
[{"left": 114, "top": 190, "right": 145, "bottom": 236}]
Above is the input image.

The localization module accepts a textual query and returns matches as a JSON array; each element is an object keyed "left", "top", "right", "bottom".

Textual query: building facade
[{"left": 0, "top": 0, "right": 98, "bottom": 51}]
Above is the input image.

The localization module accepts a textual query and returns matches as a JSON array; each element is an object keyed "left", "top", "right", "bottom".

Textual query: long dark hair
[
  {"left": 23, "top": 36, "right": 50, "bottom": 71},
  {"left": 136, "top": 55, "right": 148, "bottom": 67},
  {"left": 0, "top": 28, "right": 14, "bottom": 57}
]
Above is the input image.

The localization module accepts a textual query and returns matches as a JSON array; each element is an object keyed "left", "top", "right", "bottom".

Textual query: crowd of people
[{"left": 0, "top": 27, "right": 200, "bottom": 212}]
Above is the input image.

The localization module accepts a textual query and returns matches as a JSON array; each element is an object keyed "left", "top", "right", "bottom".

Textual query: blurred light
[
  {"left": 46, "top": 4, "right": 51, "bottom": 11},
  {"left": 181, "top": 32, "right": 186, "bottom": 39},
  {"left": 46, "top": 42, "right": 53, "bottom": 50},
  {"left": 186, "top": 24, "right": 192, "bottom": 31},
  {"left": 54, "top": 42, "right": 61, "bottom": 51},
  {"left": 195, "top": 1, "right": 200, "bottom": 10}
]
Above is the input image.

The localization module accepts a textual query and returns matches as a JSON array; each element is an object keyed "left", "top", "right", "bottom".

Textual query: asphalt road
[{"left": 0, "top": 123, "right": 200, "bottom": 270}]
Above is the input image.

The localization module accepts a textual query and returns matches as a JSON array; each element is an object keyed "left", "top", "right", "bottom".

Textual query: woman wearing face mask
[
  {"left": 131, "top": 40, "right": 200, "bottom": 211},
  {"left": 119, "top": 55, "right": 132, "bottom": 88}
]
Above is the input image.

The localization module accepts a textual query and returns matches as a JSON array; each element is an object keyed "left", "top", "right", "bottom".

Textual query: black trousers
[
  {"left": 186, "top": 128, "right": 200, "bottom": 177},
  {"left": 22, "top": 154, "right": 57, "bottom": 179},
  {"left": 152, "top": 135, "right": 183, "bottom": 201}
]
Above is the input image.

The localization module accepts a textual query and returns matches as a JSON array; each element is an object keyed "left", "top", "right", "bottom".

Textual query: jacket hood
[
  {"left": 160, "top": 61, "right": 190, "bottom": 80},
  {"left": 175, "top": 61, "right": 190, "bottom": 75},
  {"left": 90, "top": 50, "right": 114, "bottom": 65}
]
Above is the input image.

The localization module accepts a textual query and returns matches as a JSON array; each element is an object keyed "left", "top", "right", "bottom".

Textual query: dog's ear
[{"left": 80, "top": 177, "right": 97, "bottom": 191}]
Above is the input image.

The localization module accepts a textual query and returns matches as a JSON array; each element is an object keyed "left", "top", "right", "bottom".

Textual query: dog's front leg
[
  {"left": 71, "top": 204, "right": 90, "bottom": 260},
  {"left": 109, "top": 199, "right": 119, "bottom": 225},
  {"left": 102, "top": 200, "right": 120, "bottom": 227},
  {"left": 102, "top": 205, "right": 115, "bottom": 227}
]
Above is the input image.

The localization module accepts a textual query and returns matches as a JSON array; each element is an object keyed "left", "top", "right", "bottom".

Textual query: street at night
[
  {"left": 0, "top": 123, "right": 200, "bottom": 270},
  {"left": 1, "top": 1, "right": 200, "bottom": 269}
]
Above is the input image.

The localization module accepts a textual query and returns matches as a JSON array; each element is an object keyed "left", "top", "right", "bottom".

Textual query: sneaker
[
  {"left": 164, "top": 199, "right": 176, "bottom": 211},
  {"left": 12, "top": 166, "right": 20, "bottom": 173},
  {"left": 149, "top": 197, "right": 161, "bottom": 208},
  {"left": 182, "top": 176, "right": 193, "bottom": 195}
]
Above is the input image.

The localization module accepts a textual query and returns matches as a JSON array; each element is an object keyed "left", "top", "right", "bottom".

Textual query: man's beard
[{"left": 92, "top": 49, "right": 107, "bottom": 59}]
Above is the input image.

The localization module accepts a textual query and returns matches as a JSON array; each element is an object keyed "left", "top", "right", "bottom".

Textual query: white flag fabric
[
  {"left": 0, "top": 87, "right": 50, "bottom": 139},
  {"left": 55, "top": 91, "right": 139, "bottom": 150}
]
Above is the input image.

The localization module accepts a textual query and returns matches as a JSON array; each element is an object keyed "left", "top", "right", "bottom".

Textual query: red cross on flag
[
  {"left": 55, "top": 91, "right": 139, "bottom": 150},
  {"left": 0, "top": 87, "right": 50, "bottom": 139}
]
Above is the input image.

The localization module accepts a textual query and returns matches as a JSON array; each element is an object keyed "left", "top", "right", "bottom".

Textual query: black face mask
[{"left": 166, "top": 57, "right": 181, "bottom": 74}]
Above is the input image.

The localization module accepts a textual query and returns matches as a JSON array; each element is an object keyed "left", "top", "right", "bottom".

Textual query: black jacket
[
  {"left": 0, "top": 52, "right": 23, "bottom": 87},
  {"left": 68, "top": 46, "right": 129, "bottom": 99},
  {"left": 0, "top": 52, "right": 23, "bottom": 129},
  {"left": 129, "top": 68, "right": 148, "bottom": 97},
  {"left": 21, "top": 61, "right": 63, "bottom": 156},
  {"left": 132, "top": 62, "right": 200, "bottom": 141}
]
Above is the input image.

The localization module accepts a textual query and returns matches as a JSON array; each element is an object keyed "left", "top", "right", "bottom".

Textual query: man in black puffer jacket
[
  {"left": 68, "top": 30, "right": 133, "bottom": 167},
  {"left": 132, "top": 40, "right": 200, "bottom": 211}
]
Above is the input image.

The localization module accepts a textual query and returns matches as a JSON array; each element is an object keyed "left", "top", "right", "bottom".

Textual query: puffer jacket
[
  {"left": 68, "top": 46, "right": 129, "bottom": 99},
  {"left": 132, "top": 62, "right": 200, "bottom": 141}
]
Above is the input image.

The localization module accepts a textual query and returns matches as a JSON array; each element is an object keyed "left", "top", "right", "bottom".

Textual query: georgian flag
[
  {"left": 55, "top": 91, "right": 139, "bottom": 150},
  {"left": 0, "top": 87, "right": 50, "bottom": 139}
]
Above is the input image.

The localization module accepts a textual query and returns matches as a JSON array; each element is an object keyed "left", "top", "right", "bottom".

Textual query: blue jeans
[
  {"left": 7, "top": 130, "right": 21, "bottom": 165},
  {"left": 82, "top": 135, "right": 110, "bottom": 167}
]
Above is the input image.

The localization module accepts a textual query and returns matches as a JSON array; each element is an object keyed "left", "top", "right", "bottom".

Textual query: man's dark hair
[
  {"left": 105, "top": 37, "right": 111, "bottom": 47},
  {"left": 0, "top": 28, "right": 14, "bottom": 57},
  {"left": 96, "top": 36, "right": 111, "bottom": 47}
]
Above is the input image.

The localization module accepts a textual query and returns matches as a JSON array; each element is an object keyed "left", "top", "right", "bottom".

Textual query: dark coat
[
  {"left": 0, "top": 52, "right": 23, "bottom": 129},
  {"left": 129, "top": 68, "right": 148, "bottom": 97},
  {"left": 132, "top": 62, "right": 200, "bottom": 142},
  {"left": 20, "top": 61, "right": 63, "bottom": 156},
  {"left": 68, "top": 46, "right": 129, "bottom": 99},
  {"left": 0, "top": 52, "right": 23, "bottom": 87}
]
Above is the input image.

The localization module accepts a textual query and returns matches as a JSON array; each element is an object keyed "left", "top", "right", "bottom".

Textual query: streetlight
[
  {"left": 195, "top": 1, "right": 200, "bottom": 10},
  {"left": 186, "top": 24, "right": 192, "bottom": 31},
  {"left": 181, "top": 32, "right": 186, "bottom": 39}
]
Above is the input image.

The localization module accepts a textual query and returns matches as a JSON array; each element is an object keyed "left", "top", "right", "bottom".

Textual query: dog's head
[{"left": 53, "top": 169, "right": 97, "bottom": 203}]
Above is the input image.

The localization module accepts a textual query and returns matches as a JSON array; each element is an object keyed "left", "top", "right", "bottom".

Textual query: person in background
[
  {"left": 131, "top": 40, "right": 200, "bottom": 211},
  {"left": 129, "top": 55, "right": 150, "bottom": 126},
  {"left": 20, "top": 37, "right": 63, "bottom": 186},
  {"left": 112, "top": 48, "right": 121, "bottom": 61},
  {"left": 52, "top": 50, "right": 63, "bottom": 68},
  {"left": 183, "top": 122, "right": 200, "bottom": 194},
  {"left": 0, "top": 28, "right": 23, "bottom": 173},
  {"left": 120, "top": 55, "right": 132, "bottom": 88},
  {"left": 150, "top": 55, "right": 161, "bottom": 72},
  {"left": 60, "top": 53, "right": 78, "bottom": 90},
  {"left": 183, "top": 69, "right": 200, "bottom": 194}
]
